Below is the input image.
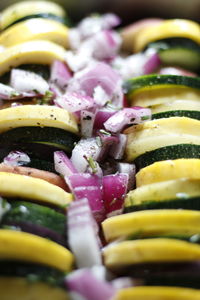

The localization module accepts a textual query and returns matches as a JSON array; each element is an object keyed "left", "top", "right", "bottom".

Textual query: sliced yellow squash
[
  {"left": 0, "top": 1, "right": 66, "bottom": 30},
  {"left": 103, "top": 238, "right": 200, "bottom": 268},
  {"left": 136, "top": 158, "right": 200, "bottom": 187},
  {"left": 0, "top": 277, "right": 69, "bottom": 300},
  {"left": 0, "top": 172, "right": 72, "bottom": 207},
  {"left": 102, "top": 209, "right": 200, "bottom": 242},
  {"left": 114, "top": 286, "right": 200, "bottom": 300},
  {"left": 125, "top": 178, "right": 200, "bottom": 206},
  {"left": 124, "top": 117, "right": 200, "bottom": 161},
  {"left": 0, "top": 230, "right": 73, "bottom": 272},
  {"left": 0, "top": 40, "right": 66, "bottom": 76},
  {"left": 0, "top": 18, "right": 69, "bottom": 48},
  {"left": 134, "top": 19, "right": 200, "bottom": 52},
  {"left": 0, "top": 105, "right": 78, "bottom": 134},
  {"left": 129, "top": 86, "right": 200, "bottom": 107},
  {"left": 150, "top": 99, "right": 200, "bottom": 114}
]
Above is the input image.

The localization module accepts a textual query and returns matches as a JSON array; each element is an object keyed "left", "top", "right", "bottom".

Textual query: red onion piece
[
  {"left": 10, "top": 69, "right": 49, "bottom": 95},
  {"left": 66, "top": 269, "right": 116, "bottom": 300},
  {"left": 93, "top": 86, "right": 110, "bottom": 107},
  {"left": 3, "top": 151, "right": 31, "bottom": 166},
  {"left": 103, "top": 13, "right": 121, "bottom": 28},
  {"left": 111, "top": 277, "right": 134, "bottom": 289},
  {"left": 0, "top": 83, "right": 36, "bottom": 100},
  {"left": 103, "top": 173, "right": 128, "bottom": 217},
  {"left": 94, "top": 108, "right": 116, "bottom": 130},
  {"left": 71, "top": 138, "right": 102, "bottom": 173},
  {"left": 67, "top": 198, "right": 102, "bottom": 267},
  {"left": 81, "top": 110, "right": 96, "bottom": 138},
  {"left": 158, "top": 66, "right": 198, "bottom": 77},
  {"left": 54, "top": 92, "right": 95, "bottom": 114},
  {"left": 109, "top": 134, "right": 127, "bottom": 160},
  {"left": 54, "top": 151, "right": 78, "bottom": 177},
  {"left": 117, "top": 162, "right": 136, "bottom": 191},
  {"left": 143, "top": 51, "right": 161, "bottom": 74},
  {"left": 96, "top": 130, "right": 119, "bottom": 161},
  {"left": 66, "top": 173, "right": 105, "bottom": 222},
  {"left": 50, "top": 60, "right": 72, "bottom": 90},
  {"left": 104, "top": 107, "right": 152, "bottom": 133}
]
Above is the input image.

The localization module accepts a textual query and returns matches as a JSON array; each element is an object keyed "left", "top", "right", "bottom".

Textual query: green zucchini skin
[
  {"left": 124, "top": 196, "right": 200, "bottom": 213},
  {"left": 152, "top": 110, "right": 200, "bottom": 120},
  {"left": 146, "top": 38, "right": 200, "bottom": 71},
  {"left": 0, "top": 261, "right": 65, "bottom": 287},
  {"left": 134, "top": 144, "right": 200, "bottom": 170},
  {"left": 1, "top": 200, "right": 67, "bottom": 245},
  {"left": 3, "top": 13, "right": 71, "bottom": 31},
  {"left": 124, "top": 74, "right": 200, "bottom": 97}
]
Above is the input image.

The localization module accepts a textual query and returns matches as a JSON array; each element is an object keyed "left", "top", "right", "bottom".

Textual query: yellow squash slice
[
  {"left": 134, "top": 19, "right": 200, "bottom": 52},
  {"left": 103, "top": 238, "right": 200, "bottom": 268},
  {"left": 0, "top": 230, "right": 73, "bottom": 272},
  {"left": 136, "top": 158, "right": 200, "bottom": 187},
  {"left": 0, "top": 18, "right": 69, "bottom": 48},
  {"left": 0, "top": 277, "right": 69, "bottom": 300},
  {"left": 114, "top": 286, "right": 200, "bottom": 300},
  {"left": 0, "top": 105, "right": 78, "bottom": 134},
  {"left": 0, "top": 172, "right": 72, "bottom": 207},
  {"left": 125, "top": 178, "right": 200, "bottom": 206},
  {"left": 124, "top": 117, "right": 200, "bottom": 161},
  {"left": 0, "top": 40, "right": 66, "bottom": 76},
  {"left": 102, "top": 209, "right": 200, "bottom": 242},
  {"left": 0, "top": 1, "right": 66, "bottom": 30}
]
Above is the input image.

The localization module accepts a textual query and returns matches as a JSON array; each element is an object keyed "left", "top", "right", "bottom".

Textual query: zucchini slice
[
  {"left": 152, "top": 110, "right": 200, "bottom": 120},
  {"left": 0, "top": 18, "right": 69, "bottom": 48},
  {"left": 0, "top": 229, "right": 73, "bottom": 272},
  {"left": 103, "top": 238, "right": 200, "bottom": 268},
  {"left": 136, "top": 158, "right": 200, "bottom": 187},
  {"left": 150, "top": 100, "right": 200, "bottom": 114},
  {"left": 0, "top": 277, "right": 69, "bottom": 300},
  {"left": 133, "top": 19, "right": 200, "bottom": 52},
  {"left": 0, "top": 172, "right": 72, "bottom": 207},
  {"left": 0, "top": 1, "right": 66, "bottom": 30},
  {"left": 114, "top": 286, "right": 200, "bottom": 300},
  {"left": 124, "top": 117, "right": 200, "bottom": 162},
  {"left": 134, "top": 144, "right": 200, "bottom": 170},
  {"left": 102, "top": 209, "right": 200, "bottom": 242}
]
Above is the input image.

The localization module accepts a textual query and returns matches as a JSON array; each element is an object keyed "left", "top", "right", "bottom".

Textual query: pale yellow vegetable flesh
[
  {"left": 102, "top": 209, "right": 200, "bottom": 242},
  {"left": 0, "top": 230, "right": 74, "bottom": 272},
  {"left": 150, "top": 99, "right": 200, "bottom": 114},
  {"left": 0, "top": 172, "right": 72, "bottom": 207}
]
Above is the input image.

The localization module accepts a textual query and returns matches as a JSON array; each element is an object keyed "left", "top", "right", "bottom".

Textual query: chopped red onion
[
  {"left": 66, "top": 173, "right": 105, "bottom": 222},
  {"left": 111, "top": 278, "right": 135, "bottom": 289},
  {"left": 109, "top": 134, "right": 127, "bottom": 160},
  {"left": 10, "top": 69, "right": 49, "bottom": 95},
  {"left": 50, "top": 60, "right": 72, "bottom": 90},
  {"left": 117, "top": 162, "right": 136, "bottom": 191},
  {"left": 67, "top": 198, "right": 102, "bottom": 267},
  {"left": 68, "top": 28, "right": 82, "bottom": 50},
  {"left": 93, "top": 86, "right": 110, "bottom": 107},
  {"left": 3, "top": 151, "right": 31, "bottom": 166},
  {"left": 103, "top": 13, "right": 121, "bottom": 28},
  {"left": 158, "top": 66, "right": 198, "bottom": 77},
  {"left": 97, "top": 130, "right": 119, "bottom": 161},
  {"left": 94, "top": 108, "right": 116, "bottom": 130},
  {"left": 54, "top": 92, "right": 95, "bottom": 114},
  {"left": 104, "top": 107, "right": 152, "bottom": 133},
  {"left": 11, "top": 102, "right": 23, "bottom": 107},
  {"left": 143, "top": 51, "right": 161, "bottom": 74},
  {"left": 65, "top": 269, "right": 116, "bottom": 300},
  {"left": 0, "top": 83, "right": 36, "bottom": 100},
  {"left": 103, "top": 173, "right": 128, "bottom": 217},
  {"left": 54, "top": 151, "right": 78, "bottom": 177},
  {"left": 71, "top": 138, "right": 102, "bottom": 173},
  {"left": 81, "top": 110, "right": 96, "bottom": 138}
]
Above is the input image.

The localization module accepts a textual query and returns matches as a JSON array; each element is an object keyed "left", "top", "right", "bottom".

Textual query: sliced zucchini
[
  {"left": 0, "top": 229, "right": 73, "bottom": 271},
  {"left": 0, "top": 277, "right": 69, "bottom": 300},
  {"left": 133, "top": 19, "right": 200, "bottom": 52},
  {"left": 114, "top": 286, "right": 200, "bottom": 300},
  {"left": 0, "top": 40, "right": 66, "bottom": 76},
  {"left": 150, "top": 100, "right": 200, "bottom": 114},
  {"left": 147, "top": 38, "right": 200, "bottom": 71},
  {"left": 152, "top": 110, "right": 200, "bottom": 120},
  {"left": 124, "top": 117, "right": 200, "bottom": 162},
  {"left": 136, "top": 158, "right": 200, "bottom": 187},
  {"left": 0, "top": 172, "right": 72, "bottom": 207},
  {"left": 0, "top": 18, "right": 69, "bottom": 48},
  {"left": 103, "top": 238, "right": 200, "bottom": 268},
  {"left": 0, "top": 1, "right": 66, "bottom": 30},
  {"left": 134, "top": 144, "right": 200, "bottom": 170},
  {"left": 0, "top": 105, "right": 78, "bottom": 134},
  {"left": 102, "top": 209, "right": 200, "bottom": 242}
]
